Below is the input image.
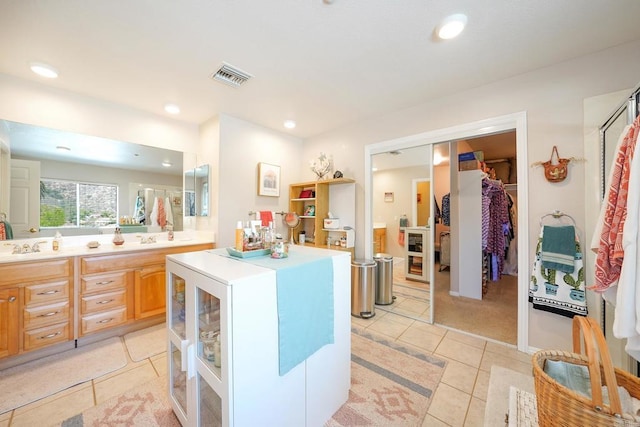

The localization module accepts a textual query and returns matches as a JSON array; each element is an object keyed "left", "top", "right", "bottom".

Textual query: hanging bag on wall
[{"left": 543, "top": 146, "right": 570, "bottom": 183}]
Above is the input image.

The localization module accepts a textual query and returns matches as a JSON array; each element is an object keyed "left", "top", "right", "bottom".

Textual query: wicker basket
[{"left": 532, "top": 316, "right": 640, "bottom": 426}]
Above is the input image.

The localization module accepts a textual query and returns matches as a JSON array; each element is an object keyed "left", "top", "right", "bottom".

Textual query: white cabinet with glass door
[{"left": 166, "top": 248, "right": 349, "bottom": 427}]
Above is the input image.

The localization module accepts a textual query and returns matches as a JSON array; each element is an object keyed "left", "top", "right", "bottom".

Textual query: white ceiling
[{"left": 1, "top": 0, "right": 640, "bottom": 144}]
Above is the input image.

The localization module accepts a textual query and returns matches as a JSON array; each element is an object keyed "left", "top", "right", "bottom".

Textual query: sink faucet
[{"left": 31, "top": 241, "right": 47, "bottom": 252}]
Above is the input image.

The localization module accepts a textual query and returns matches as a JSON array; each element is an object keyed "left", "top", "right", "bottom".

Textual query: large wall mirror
[{"left": 2, "top": 119, "right": 191, "bottom": 238}]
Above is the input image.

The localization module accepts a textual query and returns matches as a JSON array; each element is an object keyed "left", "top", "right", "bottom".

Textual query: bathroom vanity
[{"left": 0, "top": 233, "right": 213, "bottom": 369}]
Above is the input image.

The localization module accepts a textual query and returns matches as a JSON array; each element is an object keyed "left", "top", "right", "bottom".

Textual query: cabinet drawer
[
  {"left": 24, "top": 300, "right": 70, "bottom": 329},
  {"left": 81, "top": 272, "right": 127, "bottom": 294},
  {"left": 81, "top": 307, "right": 127, "bottom": 335},
  {"left": 23, "top": 322, "right": 70, "bottom": 352},
  {"left": 0, "top": 258, "right": 71, "bottom": 286},
  {"left": 24, "top": 281, "right": 70, "bottom": 306},
  {"left": 81, "top": 289, "right": 126, "bottom": 314}
]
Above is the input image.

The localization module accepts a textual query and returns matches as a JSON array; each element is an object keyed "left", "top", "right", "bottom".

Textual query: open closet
[{"left": 432, "top": 131, "right": 519, "bottom": 345}]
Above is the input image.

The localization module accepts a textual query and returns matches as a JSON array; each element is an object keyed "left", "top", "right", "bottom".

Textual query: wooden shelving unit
[{"left": 289, "top": 178, "right": 355, "bottom": 255}]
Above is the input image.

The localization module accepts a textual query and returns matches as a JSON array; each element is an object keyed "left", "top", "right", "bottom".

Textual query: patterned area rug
[
  {"left": 61, "top": 377, "right": 179, "bottom": 427},
  {"left": 62, "top": 328, "right": 446, "bottom": 427},
  {"left": 327, "top": 327, "right": 446, "bottom": 426}
]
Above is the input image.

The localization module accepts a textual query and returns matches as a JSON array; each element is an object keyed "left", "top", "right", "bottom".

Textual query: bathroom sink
[{"left": 373, "top": 222, "right": 386, "bottom": 229}]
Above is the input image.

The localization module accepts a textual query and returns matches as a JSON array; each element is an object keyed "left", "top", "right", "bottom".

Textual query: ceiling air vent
[{"left": 211, "top": 63, "right": 252, "bottom": 87}]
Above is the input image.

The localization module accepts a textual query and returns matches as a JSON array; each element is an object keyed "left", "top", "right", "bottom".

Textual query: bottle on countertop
[
  {"left": 112, "top": 227, "right": 125, "bottom": 246},
  {"left": 235, "top": 221, "right": 244, "bottom": 251},
  {"left": 52, "top": 231, "right": 62, "bottom": 251},
  {"left": 167, "top": 226, "right": 174, "bottom": 241}
]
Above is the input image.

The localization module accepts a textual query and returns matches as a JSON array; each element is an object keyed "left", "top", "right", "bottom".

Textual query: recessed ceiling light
[
  {"left": 56, "top": 145, "right": 71, "bottom": 152},
  {"left": 164, "top": 104, "right": 180, "bottom": 114},
  {"left": 284, "top": 120, "right": 296, "bottom": 129},
  {"left": 437, "top": 14, "right": 468, "bottom": 40},
  {"left": 30, "top": 62, "right": 59, "bottom": 79},
  {"left": 162, "top": 161, "right": 172, "bottom": 167}
]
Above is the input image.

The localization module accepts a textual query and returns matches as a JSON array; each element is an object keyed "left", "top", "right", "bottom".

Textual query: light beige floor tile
[
  {"left": 440, "top": 358, "right": 479, "bottom": 394},
  {"left": 397, "top": 324, "right": 444, "bottom": 352},
  {"left": 151, "top": 352, "right": 168, "bottom": 378},
  {"left": 421, "top": 413, "right": 451, "bottom": 426},
  {"left": 435, "top": 337, "right": 484, "bottom": 368},
  {"left": 428, "top": 383, "right": 471, "bottom": 427},
  {"left": 0, "top": 410, "right": 11, "bottom": 427},
  {"left": 94, "top": 362, "right": 158, "bottom": 404},
  {"left": 472, "top": 369, "right": 490, "bottom": 401},
  {"left": 485, "top": 341, "right": 532, "bottom": 364},
  {"left": 393, "top": 298, "right": 427, "bottom": 313},
  {"left": 350, "top": 315, "right": 374, "bottom": 327},
  {"left": 10, "top": 382, "right": 94, "bottom": 427},
  {"left": 444, "top": 330, "right": 487, "bottom": 350},
  {"left": 373, "top": 310, "right": 416, "bottom": 326},
  {"left": 464, "top": 397, "right": 486, "bottom": 427},
  {"left": 366, "top": 316, "right": 411, "bottom": 339},
  {"left": 479, "top": 350, "right": 533, "bottom": 376}
]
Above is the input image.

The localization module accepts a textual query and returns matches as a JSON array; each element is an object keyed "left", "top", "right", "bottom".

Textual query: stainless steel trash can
[
  {"left": 374, "top": 253, "right": 395, "bottom": 305},
  {"left": 351, "top": 259, "right": 376, "bottom": 318}
]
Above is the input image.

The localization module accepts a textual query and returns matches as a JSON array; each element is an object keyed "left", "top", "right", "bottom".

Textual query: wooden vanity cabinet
[
  {"left": 0, "top": 258, "right": 73, "bottom": 358},
  {"left": 79, "top": 243, "right": 213, "bottom": 336},
  {"left": 0, "top": 287, "right": 19, "bottom": 358}
]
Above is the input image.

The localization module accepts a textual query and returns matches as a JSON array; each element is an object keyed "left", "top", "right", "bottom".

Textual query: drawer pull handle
[
  {"left": 38, "top": 311, "right": 61, "bottom": 317},
  {"left": 38, "top": 331, "right": 62, "bottom": 340},
  {"left": 37, "top": 290, "right": 60, "bottom": 295},
  {"left": 96, "top": 299, "right": 114, "bottom": 305},
  {"left": 8, "top": 296, "right": 16, "bottom": 302},
  {"left": 96, "top": 280, "right": 114, "bottom": 285},
  {"left": 97, "top": 318, "right": 114, "bottom": 324}
]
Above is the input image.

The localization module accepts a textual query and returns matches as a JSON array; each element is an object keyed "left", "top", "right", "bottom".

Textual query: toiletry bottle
[
  {"left": 235, "top": 221, "right": 244, "bottom": 251},
  {"left": 167, "top": 226, "right": 174, "bottom": 241},
  {"left": 52, "top": 231, "right": 62, "bottom": 251},
  {"left": 113, "top": 227, "right": 125, "bottom": 246}
]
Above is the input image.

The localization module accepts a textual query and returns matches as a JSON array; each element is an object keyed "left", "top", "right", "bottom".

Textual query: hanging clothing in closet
[
  {"left": 481, "top": 177, "right": 511, "bottom": 281},
  {"left": 441, "top": 193, "right": 450, "bottom": 226},
  {"left": 591, "top": 115, "right": 640, "bottom": 360}
]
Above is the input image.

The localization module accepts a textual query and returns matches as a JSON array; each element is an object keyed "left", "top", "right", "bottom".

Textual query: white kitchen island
[{"left": 166, "top": 245, "right": 351, "bottom": 427}]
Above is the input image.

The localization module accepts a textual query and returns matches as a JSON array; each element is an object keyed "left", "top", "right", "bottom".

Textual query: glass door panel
[
  {"left": 198, "top": 373, "right": 222, "bottom": 427},
  {"left": 170, "top": 274, "right": 186, "bottom": 339},
  {"left": 170, "top": 341, "right": 187, "bottom": 414},
  {"left": 197, "top": 287, "right": 222, "bottom": 378}
]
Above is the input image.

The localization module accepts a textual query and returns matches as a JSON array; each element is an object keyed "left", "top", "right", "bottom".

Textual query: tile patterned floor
[{"left": 0, "top": 315, "right": 533, "bottom": 427}]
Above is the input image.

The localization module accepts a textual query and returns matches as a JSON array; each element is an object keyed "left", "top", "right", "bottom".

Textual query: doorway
[
  {"left": 365, "top": 112, "right": 530, "bottom": 352},
  {"left": 431, "top": 133, "right": 518, "bottom": 345}
]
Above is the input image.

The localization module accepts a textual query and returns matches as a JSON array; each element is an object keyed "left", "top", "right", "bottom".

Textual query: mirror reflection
[
  {"left": 183, "top": 164, "right": 209, "bottom": 217},
  {"left": 2, "top": 120, "right": 186, "bottom": 238},
  {"left": 370, "top": 132, "right": 519, "bottom": 346}
]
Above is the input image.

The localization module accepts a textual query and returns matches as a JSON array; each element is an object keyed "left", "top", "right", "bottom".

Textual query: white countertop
[{"left": 0, "top": 230, "right": 215, "bottom": 264}]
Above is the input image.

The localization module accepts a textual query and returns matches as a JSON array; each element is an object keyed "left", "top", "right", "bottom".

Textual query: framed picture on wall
[
  {"left": 258, "top": 162, "right": 280, "bottom": 197},
  {"left": 384, "top": 192, "right": 394, "bottom": 202}
]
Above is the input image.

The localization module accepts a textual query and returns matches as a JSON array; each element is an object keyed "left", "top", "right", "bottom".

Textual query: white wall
[
  {"left": 208, "top": 114, "right": 304, "bottom": 248},
  {"left": 302, "top": 39, "right": 640, "bottom": 351}
]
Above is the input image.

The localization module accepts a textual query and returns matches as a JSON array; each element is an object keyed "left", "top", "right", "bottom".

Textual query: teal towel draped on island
[
  {"left": 212, "top": 248, "right": 334, "bottom": 376},
  {"left": 541, "top": 225, "right": 576, "bottom": 273}
]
